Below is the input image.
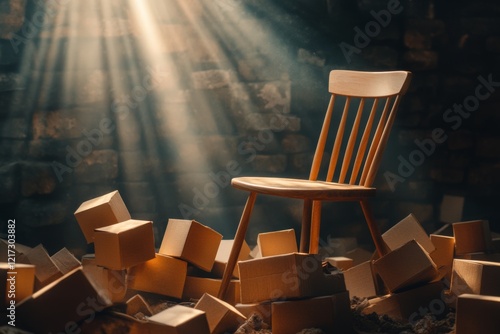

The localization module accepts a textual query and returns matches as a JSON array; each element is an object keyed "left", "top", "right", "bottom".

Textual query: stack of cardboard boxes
[{"left": 3, "top": 190, "right": 500, "bottom": 333}]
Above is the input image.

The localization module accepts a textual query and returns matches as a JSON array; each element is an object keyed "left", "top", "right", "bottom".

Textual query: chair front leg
[
  {"left": 309, "top": 200, "right": 322, "bottom": 254},
  {"left": 218, "top": 192, "right": 257, "bottom": 301},
  {"left": 300, "top": 199, "right": 312, "bottom": 253}
]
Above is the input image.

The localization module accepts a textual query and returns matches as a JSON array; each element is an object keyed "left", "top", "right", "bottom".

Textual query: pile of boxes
[
  {"left": 2, "top": 190, "right": 500, "bottom": 333},
  {"left": 335, "top": 213, "right": 500, "bottom": 333}
]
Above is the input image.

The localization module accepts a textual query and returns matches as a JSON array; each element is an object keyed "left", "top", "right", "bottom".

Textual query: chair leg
[
  {"left": 309, "top": 200, "right": 322, "bottom": 254},
  {"left": 360, "top": 199, "right": 389, "bottom": 257},
  {"left": 218, "top": 192, "right": 257, "bottom": 301},
  {"left": 300, "top": 199, "right": 312, "bottom": 253}
]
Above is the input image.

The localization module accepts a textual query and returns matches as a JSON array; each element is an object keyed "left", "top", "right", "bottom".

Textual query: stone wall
[{"left": 1, "top": 0, "right": 500, "bottom": 254}]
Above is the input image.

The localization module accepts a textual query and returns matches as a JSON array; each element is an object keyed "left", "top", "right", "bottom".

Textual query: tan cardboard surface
[
  {"left": 374, "top": 240, "right": 438, "bottom": 292},
  {"left": 238, "top": 253, "right": 345, "bottom": 303},
  {"left": 128, "top": 253, "right": 187, "bottom": 299},
  {"left": 159, "top": 219, "right": 222, "bottom": 272},
  {"left": 430, "top": 234, "right": 455, "bottom": 281},
  {"left": 194, "top": 293, "right": 246, "bottom": 334},
  {"left": 74, "top": 190, "right": 131, "bottom": 243},
  {"left": 148, "top": 305, "right": 210, "bottom": 334},
  {"left": 453, "top": 220, "right": 493, "bottom": 255},
  {"left": 456, "top": 294, "right": 500, "bottom": 334},
  {"left": 271, "top": 291, "right": 351, "bottom": 334},
  {"left": 23, "top": 244, "right": 62, "bottom": 290},
  {"left": 257, "top": 229, "right": 298, "bottom": 257},
  {"left": 450, "top": 259, "right": 500, "bottom": 297},
  {"left": 17, "top": 268, "right": 112, "bottom": 333},
  {"left": 182, "top": 276, "right": 240, "bottom": 305},
  {"left": 94, "top": 219, "right": 155, "bottom": 270},
  {"left": 362, "top": 281, "right": 445, "bottom": 322},
  {"left": 51, "top": 247, "right": 81, "bottom": 275},
  {"left": 343, "top": 260, "right": 377, "bottom": 299},
  {"left": 82, "top": 254, "right": 127, "bottom": 303},
  {"left": 382, "top": 213, "right": 435, "bottom": 254}
]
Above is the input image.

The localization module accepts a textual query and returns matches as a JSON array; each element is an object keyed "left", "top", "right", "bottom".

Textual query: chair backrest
[{"left": 309, "top": 70, "right": 412, "bottom": 187}]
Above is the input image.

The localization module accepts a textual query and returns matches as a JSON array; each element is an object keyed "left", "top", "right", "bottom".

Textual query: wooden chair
[{"left": 218, "top": 70, "right": 412, "bottom": 300}]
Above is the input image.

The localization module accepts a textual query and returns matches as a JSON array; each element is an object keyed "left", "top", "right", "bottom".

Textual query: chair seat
[{"left": 231, "top": 177, "right": 376, "bottom": 201}]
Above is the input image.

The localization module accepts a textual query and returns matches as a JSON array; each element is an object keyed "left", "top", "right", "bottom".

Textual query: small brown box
[
  {"left": 238, "top": 253, "right": 345, "bottom": 304},
  {"left": 17, "top": 268, "right": 112, "bottom": 333},
  {"left": 343, "top": 260, "right": 377, "bottom": 299},
  {"left": 373, "top": 240, "right": 438, "bottom": 293},
  {"left": 94, "top": 219, "right": 156, "bottom": 270},
  {"left": 195, "top": 293, "right": 246, "bottom": 334},
  {"left": 74, "top": 190, "right": 131, "bottom": 243},
  {"left": 128, "top": 253, "right": 187, "bottom": 299},
  {"left": 456, "top": 294, "right": 500, "bottom": 334},
  {"left": 147, "top": 305, "right": 210, "bottom": 334},
  {"left": 450, "top": 259, "right": 500, "bottom": 298},
  {"left": 257, "top": 229, "right": 298, "bottom": 257},
  {"left": 382, "top": 214, "right": 435, "bottom": 254},
  {"left": 430, "top": 234, "right": 455, "bottom": 281},
  {"left": 1, "top": 263, "right": 35, "bottom": 306},
  {"left": 126, "top": 294, "right": 153, "bottom": 317},
  {"left": 271, "top": 291, "right": 352, "bottom": 334},
  {"left": 159, "top": 219, "right": 222, "bottom": 272},
  {"left": 453, "top": 220, "right": 493, "bottom": 255}
]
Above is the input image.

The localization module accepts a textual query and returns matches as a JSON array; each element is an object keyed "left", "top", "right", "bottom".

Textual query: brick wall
[{"left": 1, "top": 0, "right": 499, "bottom": 254}]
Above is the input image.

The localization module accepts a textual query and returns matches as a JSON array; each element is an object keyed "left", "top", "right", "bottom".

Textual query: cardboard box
[
  {"left": 1, "top": 263, "right": 35, "bottom": 306},
  {"left": 345, "top": 247, "right": 374, "bottom": 266},
  {"left": 362, "top": 281, "right": 445, "bottom": 322},
  {"left": 51, "top": 247, "right": 81, "bottom": 275},
  {"left": 23, "top": 244, "right": 63, "bottom": 290},
  {"left": 194, "top": 293, "right": 246, "bottom": 334},
  {"left": 257, "top": 229, "right": 298, "bottom": 257},
  {"left": 235, "top": 301, "right": 272, "bottom": 326},
  {"left": 148, "top": 305, "right": 210, "bottom": 334},
  {"left": 325, "top": 256, "right": 354, "bottom": 271},
  {"left": 82, "top": 254, "right": 127, "bottom": 303},
  {"left": 271, "top": 291, "right": 351, "bottom": 334},
  {"left": 128, "top": 253, "right": 187, "bottom": 299},
  {"left": 430, "top": 234, "right": 455, "bottom": 281},
  {"left": 74, "top": 190, "right": 131, "bottom": 243},
  {"left": 453, "top": 220, "right": 493, "bottom": 255},
  {"left": 373, "top": 240, "right": 439, "bottom": 293},
  {"left": 94, "top": 219, "right": 156, "bottom": 270},
  {"left": 159, "top": 219, "right": 222, "bottom": 271},
  {"left": 126, "top": 294, "right": 153, "bottom": 317},
  {"left": 456, "top": 294, "right": 500, "bottom": 334},
  {"left": 17, "top": 268, "right": 112, "bottom": 333},
  {"left": 450, "top": 259, "right": 500, "bottom": 298},
  {"left": 343, "top": 260, "right": 377, "bottom": 299},
  {"left": 382, "top": 214, "right": 435, "bottom": 254},
  {"left": 211, "top": 239, "right": 251, "bottom": 278},
  {"left": 182, "top": 276, "right": 240, "bottom": 305},
  {"left": 238, "top": 253, "right": 346, "bottom": 304}
]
